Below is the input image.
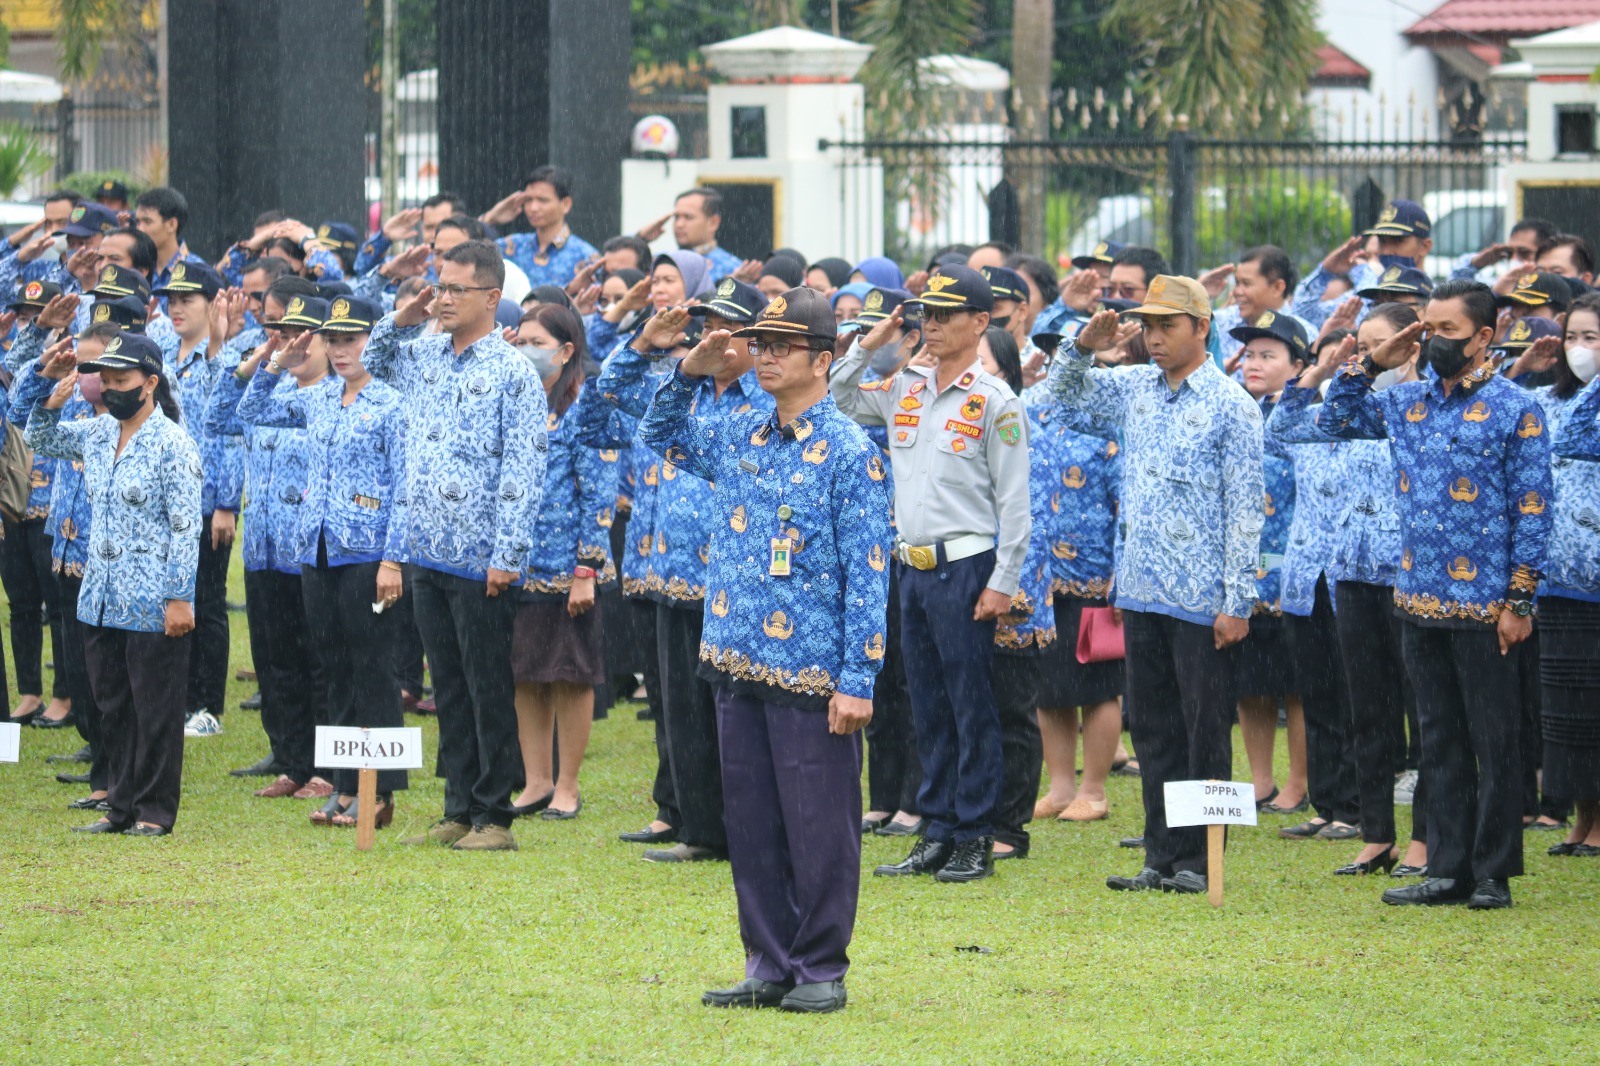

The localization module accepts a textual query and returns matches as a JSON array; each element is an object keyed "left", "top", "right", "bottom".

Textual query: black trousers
[
  {"left": 186, "top": 514, "right": 232, "bottom": 716},
  {"left": 1123, "top": 610, "right": 1238, "bottom": 876},
  {"left": 1283, "top": 576, "right": 1358, "bottom": 825},
  {"left": 991, "top": 652, "right": 1042, "bottom": 852},
  {"left": 1514, "top": 628, "right": 1569, "bottom": 821},
  {"left": 657, "top": 602, "right": 724, "bottom": 852},
  {"left": 409, "top": 565, "right": 519, "bottom": 828},
  {"left": 3, "top": 517, "right": 66, "bottom": 699},
  {"left": 57, "top": 574, "right": 107, "bottom": 792},
  {"left": 1334, "top": 582, "right": 1426, "bottom": 845},
  {"left": 84, "top": 624, "right": 191, "bottom": 829},
  {"left": 388, "top": 579, "right": 426, "bottom": 696},
  {"left": 1400, "top": 622, "right": 1524, "bottom": 882},
  {"left": 302, "top": 559, "right": 408, "bottom": 794},
  {"left": 634, "top": 598, "right": 677, "bottom": 826},
  {"left": 866, "top": 566, "right": 919, "bottom": 815},
  {"left": 245, "top": 568, "right": 325, "bottom": 784}
]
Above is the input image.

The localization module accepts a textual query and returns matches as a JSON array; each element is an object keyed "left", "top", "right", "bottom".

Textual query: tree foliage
[
  {"left": 1102, "top": 0, "right": 1321, "bottom": 134},
  {"left": 51, "top": 0, "right": 154, "bottom": 84},
  {"left": 0, "top": 124, "right": 54, "bottom": 199}
]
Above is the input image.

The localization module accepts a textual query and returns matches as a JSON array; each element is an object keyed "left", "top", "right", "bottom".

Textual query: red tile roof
[
  {"left": 1404, "top": 1, "right": 1600, "bottom": 44},
  {"left": 1313, "top": 44, "right": 1371, "bottom": 86}
]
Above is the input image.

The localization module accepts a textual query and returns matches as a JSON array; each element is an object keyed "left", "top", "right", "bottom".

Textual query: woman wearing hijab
[
  {"left": 850, "top": 256, "right": 906, "bottom": 291},
  {"left": 27, "top": 333, "right": 203, "bottom": 837},
  {"left": 649, "top": 250, "right": 715, "bottom": 313},
  {"left": 234, "top": 296, "right": 411, "bottom": 829},
  {"left": 508, "top": 304, "right": 619, "bottom": 819},
  {"left": 807, "top": 257, "right": 852, "bottom": 296},
  {"left": 756, "top": 255, "right": 805, "bottom": 300}
]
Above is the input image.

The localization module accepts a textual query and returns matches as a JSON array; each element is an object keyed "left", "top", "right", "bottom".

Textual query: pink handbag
[{"left": 1076, "top": 606, "right": 1126, "bottom": 664}]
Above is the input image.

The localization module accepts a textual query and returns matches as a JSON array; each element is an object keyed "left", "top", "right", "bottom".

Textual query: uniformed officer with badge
[{"left": 832, "top": 264, "right": 1032, "bottom": 883}]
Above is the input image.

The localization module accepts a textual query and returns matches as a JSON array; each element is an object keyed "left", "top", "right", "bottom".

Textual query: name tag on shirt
[
  {"left": 769, "top": 537, "right": 793, "bottom": 577},
  {"left": 354, "top": 495, "right": 382, "bottom": 510},
  {"left": 739, "top": 459, "right": 760, "bottom": 474}
]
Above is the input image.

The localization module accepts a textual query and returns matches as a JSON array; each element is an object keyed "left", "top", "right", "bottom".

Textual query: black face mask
[
  {"left": 1422, "top": 334, "right": 1475, "bottom": 379},
  {"left": 102, "top": 385, "right": 147, "bottom": 421}
]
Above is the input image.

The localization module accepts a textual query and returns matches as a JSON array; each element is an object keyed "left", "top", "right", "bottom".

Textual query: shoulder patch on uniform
[
  {"left": 956, "top": 371, "right": 976, "bottom": 390},
  {"left": 998, "top": 422, "right": 1022, "bottom": 446},
  {"left": 960, "top": 394, "right": 986, "bottom": 422}
]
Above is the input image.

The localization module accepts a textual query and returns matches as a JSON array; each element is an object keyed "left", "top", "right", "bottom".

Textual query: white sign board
[
  {"left": 314, "top": 726, "right": 424, "bottom": 770},
  {"left": 0, "top": 722, "right": 18, "bottom": 763},
  {"left": 1163, "top": 780, "right": 1259, "bottom": 829}
]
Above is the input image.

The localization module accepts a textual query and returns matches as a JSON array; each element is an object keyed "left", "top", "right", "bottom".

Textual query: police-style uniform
[
  {"left": 639, "top": 286, "right": 892, "bottom": 1007},
  {"left": 832, "top": 265, "right": 1032, "bottom": 878}
]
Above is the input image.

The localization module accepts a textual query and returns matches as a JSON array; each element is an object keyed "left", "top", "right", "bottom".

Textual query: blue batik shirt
[
  {"left": 523, "top": 397, "right": 620, "bottom": 597},
  {"left": 1541, "top": 380, "right": 1600, "bottom": 602},
  {"left": 1047, "top": 348, "right": 1264, "bottom": 624},
  {"left": 364, "top": 315, "right": 548, "bottom": 581},
  {"left": 219, "top": 243, "right": 344, "bottom": 287},
  {"left": 596, "top": 338, "right": 773, "bottom": 606},
  {"left": 160, "top": 335, "right": 232, "bottom": 516},
  {"left": 5, "top": 323, "right": 61, "bottom": 519},
  {"left": 698, "top": 244, "right": 742, "bottom": 284},
  {"left": 234, "top": 372, "right": 410, "bottom": 569},
  {"left": 206, "top": 369, "right": 314, "bottom": 574},
  {"left": 150, "top": 248, "right": 211, "bottom": 312},
  {"left": 571, "top": 377, "right": 656, "bottom": 598},
  {"left": 1028, "top": 396, "right": 1120, "bottom": 601},
  {"left": 8, "top": 364, "right": 95, "bottom": 576},
  {"left": 1320, "top": 361, "right": 1554, "bottom": 625},
  {"left": 26, "top": 405, "right": 202, "bottom": 632},
  {"left": 1254, "top": 396, "right": 1298, "bottom": 615},
  {"left": 995, "top": 449, "right": 1056, "bottom": 656},
  {"left": 1264, "top": 387, "right": 1348, "bottom": 616},
  {"left": 640, "top": 375, "right": 892, "bottom": 709},
  {"left": 497, "top": 227, "right": 597, "bottom": 290}
]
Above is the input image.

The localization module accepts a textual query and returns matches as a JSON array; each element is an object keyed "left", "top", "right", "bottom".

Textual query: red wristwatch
[{"left": 572, "top": 566, "right": 597, "bottom": 580}]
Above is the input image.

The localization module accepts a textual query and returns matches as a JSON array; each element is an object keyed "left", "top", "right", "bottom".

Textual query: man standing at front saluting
[
  {"left": 640, "top": 287, "right": 891, "bottom": 1014},
  {"left": 831, "top": 265, "right": 1032, "bottom": 884}
]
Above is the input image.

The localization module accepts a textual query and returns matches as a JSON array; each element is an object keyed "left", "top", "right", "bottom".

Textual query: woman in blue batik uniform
[
  {"left": 508, "top": 303, "right": 618, "bottom": 820},
  {"left": 236, "top": 296, "right": 410, "bottom": 829}
]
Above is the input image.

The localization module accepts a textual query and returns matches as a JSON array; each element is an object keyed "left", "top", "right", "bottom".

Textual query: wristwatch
[
  {"left": 572, "top": 565, "right": 597, "bottom": 580},
  {"left": 1508, "top": 599, "right": 1534, "bottom": 618}
]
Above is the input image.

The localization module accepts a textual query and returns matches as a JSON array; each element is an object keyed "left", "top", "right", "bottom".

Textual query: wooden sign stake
[
  {"left": 356, "top": 768, "right": 378, "bottom": 852},
  {"left": 1207, "top": 823, "right": 1224, "bottom": 907}
]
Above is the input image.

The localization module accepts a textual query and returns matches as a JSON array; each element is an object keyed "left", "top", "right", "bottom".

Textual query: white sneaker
[
  {"left": 184, "top": 710, "right": 223, "bottom": 737},
  {"left": 1394, "top": 768, "right": 1418, "bottom": 805}
]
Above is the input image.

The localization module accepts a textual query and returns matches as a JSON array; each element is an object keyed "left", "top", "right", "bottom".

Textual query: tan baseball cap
[{"left": 1128, "top": 274, "right": 1212, "bottom": 319}]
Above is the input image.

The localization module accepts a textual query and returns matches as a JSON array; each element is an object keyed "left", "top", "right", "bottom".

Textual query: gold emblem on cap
[
  {"left": 765, "top": 295, "right": 787, "bottom": 317},
  {"left": 318, "top": 224, "right": 330, "bottom": 238},
  {"left": 23, "top": 281, "right": 42, "bottom": 300},
  {"left": 717, "top": 278, "right": 735, "bottom": 298},
  {"left": 93, "top": 303, "right": 110, "bottom": 322},
  {"left": 1510, "top": 319, "right": 1530, "bottom": 341},
  {"left": 100, "top": 265, "right": 118, "bottom": 284},
  {"left": 105, "top": 335, "right": 123, "bottom": 353},
  {"left": 925, "top": 274, "right": 957, "bottom": 293},
  {"left": 286, "top": 296, "right": 305, "bottom": 316},
  {"left": 1382, "top": 266, "right": 1402, "bottom": 284},
  {"left": 1255, "top": 311, "right": 1275, "bottom": 328},
  {"left": 331, "top": 298, "right": 351, "bottom": 320},
  {"left": 1379, "top": 205, "right": 1398, "bottom": 223},
  {"left": 1521, "top": 273, "right": 1539, "bottom": 288},
  {"left": 865, "top": 290, "right": 884, "bottom": 311},
  {"left": 1147, "top": 277, "right": 1168, "bottom": 302},
  {"left": 172, "top": 263, "right": 186, "bottom": 282},
  {"left": 1093, "top": 242, "right": 1108, "bottom": 256}
]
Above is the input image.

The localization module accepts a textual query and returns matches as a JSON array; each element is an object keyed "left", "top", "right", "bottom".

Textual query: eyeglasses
[
  {"left": 434, "top": 284, "right": 495, "bottom": 300},
  {"left": 1101, "top": 284, "right": 1145, "bottom": 300},
  {"left": 921, "top": 307, "right": 976, "bottom": 324},
  {"left": 747, "top": 337, "right": 819, "bottom": 359}
]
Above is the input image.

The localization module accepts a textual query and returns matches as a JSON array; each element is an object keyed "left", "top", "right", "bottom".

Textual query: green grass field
[{"left": 0, "top": 559, "right": 1596, "bottom": 1063}]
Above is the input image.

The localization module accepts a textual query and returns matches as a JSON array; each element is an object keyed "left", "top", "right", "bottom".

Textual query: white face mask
[{"left": 1567, "top": 346, "right": 1599, "bottom": 384}]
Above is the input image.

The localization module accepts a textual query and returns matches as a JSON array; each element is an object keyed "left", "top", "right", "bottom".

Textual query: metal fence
[
  {"left": 821, "top": 132, "right": 1530, "bottom": 278},
  {"left": 16, "top": 91, "right": 162, "bottom": 191}
]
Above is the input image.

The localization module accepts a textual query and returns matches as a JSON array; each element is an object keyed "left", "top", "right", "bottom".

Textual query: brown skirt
[{"left": 511, "top": 596, "right": 606, "bottom": 686}]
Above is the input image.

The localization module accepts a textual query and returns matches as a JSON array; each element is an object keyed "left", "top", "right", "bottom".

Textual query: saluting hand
[
  {"left": 393, "top": 283, "right": 436, "bottom": 328},
  {"left": 275, "top": 329, "right": 315, "bottom": 370},
  {"left": 36, "top": 293, "right": 80, "bottom": 333},
  {"left": 1075, "top": 308, "right": 1139, "bottom": 353},
  {"left": 1508, "top": 335, "right": 1563, "bottom": 381},
  {"left": 0, "top": 310, "right": 15, "bottom": 339},
  {"left": 43, "top": 369, "right": 78, "bottom": 411},
  {"left": 480, "top": 189, "right": 530, "bottom": 227},
  {"left": 66, "top": 246, "right": 103, "bottom": 291},
  {"left": 16, "top": 232, "right": 55, "bottom": 265},
  {"left": 1470, "top": 243, "right": 1515, "bottom": 271},
  {"left": 635, "top": 210, "right": 674, "bottom": 243},
  {"left": 40, "top": 338, "right": 77, "bottom": 380},
  {"left": 565, "top": 257, "right": 602, "bottom": 298},
  {"left": 1060, "top": 268, "right": 1102, "bottom": 313},
  {"left": 604, "top": 276, "right": 653, "bottom": 324},
  {"left": 639, "top": 306, "right": 690, "bottom": 352},
  {"left": 1316, "top": 297, "right": 1362, "bottom": 344},
  {"left": 1296, "top": 333, "right": 1355, "bottom": 392},
  {"left": 380, "top": 243, "right": 430, "bottom": 282},
  {"left": 678, "top": 327, "right": 735, "bottom": 378},
  {"left": 858, "top": 305, "right": 905, "bottom": 353},
  {"left": 828, "top": 693, "right": 872, "bottom": 736},
  {"left": 380, "top": 207, "right": 424, "bottom": 242},
  {"left": 1320, "top": 236, "right": 1365, "bottom": 277},
  {"left": 1196, "top": 263, "right": 1235, "bottom": 299},
  {"left": 1368, "top": 321, "right": 1423, "bottom": 371},
  {"left": 731, "top": 259, "right": 763, "bottom": 284}
]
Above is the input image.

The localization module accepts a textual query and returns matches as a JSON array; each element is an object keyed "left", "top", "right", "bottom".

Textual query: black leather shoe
[
  {"left": 55, "top": 771, "right": 91, "bottom": 785},
  {"left": 32, "top": 713, "right": 74, "bottom": 730},
  {"left": 1548, "top": 842, "right": 1579, "bottom": 857},
  {"left": 874, "top": 818, "right": 925, "bottom": 837},
  {"left": 47, "top": 745, "right": 92, "bottom": 764},
  {"left": 874, "top": 837, "right": 953, "bottom": 877},
  {"left": 71, "top": 819, "right": 125, "bottom": 834},
  {"left": 1524, "top": 819, "right": 1569, "bottom": 832},
  {"left": 1262, "top": 796, "right": 1310, "bottom": 815},
  {"left": 1106, "top": 867, "right": 1163, "bottom": 891},
  {"left": 124, "top": 823, "right": 170, "bottom": 837},
  {"left": 1118, "top": 836, "right": 1145, "bottom": 849},
  {"left": 228, "top": 754, "right": 281, "bottom": 778},
  {"left": 1391, "top": 863, "right": 1427, "bottom": 878},
  {"left": 238, "top": 690, "right": 262, "bottom": 711},
  {"left": 1160, "top": 870, "right": 1207, "bottom": 894},
  {"left": 780, "top": 981, "right": 847, "bottom": 1014},
  {"left": 933, "top": 837, "right": 995, "bottom": 882},
  {"left": 619, "top": 825, "right": 676, "bottom": 844},
  {"left": 1467, "top": 879, "right": 1512, "bottom": 910},
  {"left": 67, "top": 795, "right": 106, "bottom": 810},
  {"left": 702, "top": 977, "right": 792, "bottom": 1008},
  {"left": 1315, "top": 822, "right": 1362, "bottom": 841},
  {"left": 1381, "top": 877, "right": 1470, "bottom": 906},
  {"left": 1279, "top": 819, "right": 1326, "bottom": 839},
  {"left": 860, "top": 814, "right": 889, "bottom": 834},
  {"left": 510, "top": 791, "right": 554, "bottom": 817},
  {"left": 993, "top": 843, "right": 1028, "bottom": 861}
]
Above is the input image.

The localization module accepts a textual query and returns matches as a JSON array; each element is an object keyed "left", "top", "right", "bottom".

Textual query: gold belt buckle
[{"left": 906, "top": 544, "right": 937, "bottom": 571}]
